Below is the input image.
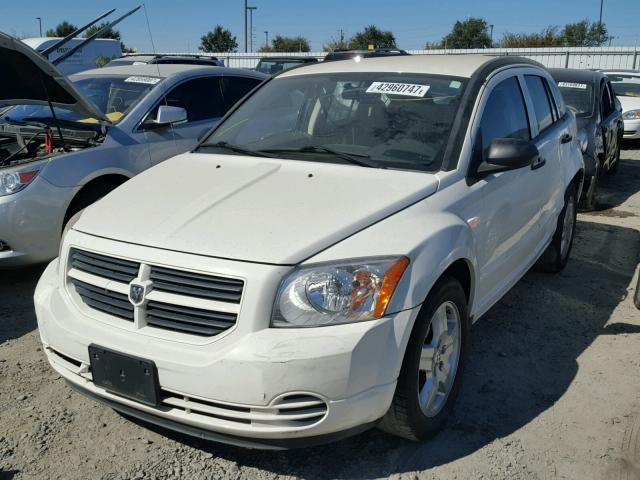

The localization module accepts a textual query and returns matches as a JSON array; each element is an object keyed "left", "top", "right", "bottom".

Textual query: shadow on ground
[
  {"left": 592, "top": 150, "right": 640, "bottom": 212},
  {"left": 132, "top": 218, "right": 639, "bottom": 479},
  {"left": 0, "top": 265, "right": 44, "bottom": 343}
]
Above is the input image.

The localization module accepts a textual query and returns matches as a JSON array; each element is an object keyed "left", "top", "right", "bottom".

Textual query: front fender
[{"left": 306, "top": 200, "right": 479, "bottom": 316}]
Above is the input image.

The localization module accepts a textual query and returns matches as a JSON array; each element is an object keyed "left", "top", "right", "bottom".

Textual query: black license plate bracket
[{"left": 88, "top": 344, "right": 160, "bottom": 407}]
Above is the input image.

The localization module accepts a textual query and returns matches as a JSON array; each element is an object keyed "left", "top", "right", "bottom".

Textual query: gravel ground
[{"left": 1, "top": 147, "right": 639, "bottom": 480}]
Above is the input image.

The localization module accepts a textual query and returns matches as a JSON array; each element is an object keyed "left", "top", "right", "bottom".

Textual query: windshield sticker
[
  {"left": 449, "top": 80, "right": 462, "bottom": 89},
  {"left": 558, "top": 82, "right": 588, "bottom": 90},
  {"left": 124, "top": 76, "right": 161, "bottom": 85},
  {"left": 366, "top": 82, "right": 430, "bottom": 97}
]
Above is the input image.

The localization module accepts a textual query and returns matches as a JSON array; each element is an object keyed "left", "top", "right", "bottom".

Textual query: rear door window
[
  {"left": 149, "top": 76, "right": 225, "bottom": 123},
  {"left": 478, "top": 76, "right": 530, "bottom": 157},
  {"left": 221, "top": 76, "right": 263, "bottom": 111},
  {"left": 601, "top": 81, "right": 615, "bottom": 117},
  {"left": 525, "top": 75, "right": 555, "bottom": 133}
]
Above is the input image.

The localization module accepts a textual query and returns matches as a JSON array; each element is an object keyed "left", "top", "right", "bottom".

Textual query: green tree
[
  {"left": 561, "top": 20, "right": 610, "bottom": 47},
  {"left": 499, "top": 27, "right": 562, "bottom": 48},
  {"left": 84, "top": 22, "right": 131, "bottom": 53},
  {"left": 45, "top": 21, "right": 77, "bottom": 37},
  {"left": 95, "top": 56, "right": 113, "bottom": 68},
  {"left": 84, "top": 22, "right": 121, "bottom": 40},
  {"left": 199, "top": 25, "right": 238, "bottom": 53},
  {"left": 260, "top": 35, "right": 310, "bottom": 52},
  {"left": 323, "top": 35, "right": 349, "bottom": 52},
  {"left": 348, "top": 25, "right": 396, "bottom": 49},
  {"left": 441, "top": 17, "right": 491, "bottom": 49}
]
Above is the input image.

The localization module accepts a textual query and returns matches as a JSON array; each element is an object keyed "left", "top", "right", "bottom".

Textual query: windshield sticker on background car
[
  {"left": 366, "top": 82, "right": 430, "bottom": 97},
  {"left": 124, "top": 76, "right": 162, "bottom": 85},
  {"left": 558, "top": 82, "right": 588, "bottom": 90}
]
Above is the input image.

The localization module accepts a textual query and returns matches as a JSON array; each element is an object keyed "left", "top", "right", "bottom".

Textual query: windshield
[
  {"left": 256, "top": 60, "right": 308, "bottom": 75},
  {"left": 557, "top": 82, "right": 593, "bottom": 117},
  {"left": 0, "top": 75, "right": 159, "bottom": 125},
  {"left": 608, "top": 74, "right": 640, "bottom": 98},
  {"left": 202, "top": 72, "right": 467, "bottom": 172}
]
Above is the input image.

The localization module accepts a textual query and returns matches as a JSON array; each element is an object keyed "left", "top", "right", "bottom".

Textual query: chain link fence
[{"left": 147, "top": 47, "right": 640, "bottom": 70}]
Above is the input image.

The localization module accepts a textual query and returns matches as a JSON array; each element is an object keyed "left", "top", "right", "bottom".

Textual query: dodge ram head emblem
[{"left": 128, "top": 284, "right": 145, "bottom": 305}]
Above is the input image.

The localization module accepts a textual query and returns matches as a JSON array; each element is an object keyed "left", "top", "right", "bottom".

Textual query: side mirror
[
  {"left": 155, "top": 105, "right": 187, "bottom": 125},
  {"left": 144, "top": 105, "right": 187, "bottom": 129},
  {"left": 477, "top": 138, "right": 539, "bottom": 176}
]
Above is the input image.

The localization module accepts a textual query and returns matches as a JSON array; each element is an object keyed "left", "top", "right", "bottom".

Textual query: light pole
[
  {"left": 264, "top": 30, "right": 269, "bottom": 49},
  {"left": 489, "top": 24, "right": 494, "bottom": 47},
  {"left": 599, "top": 0, "right": 604, "bottom": 26},
  {"left": 247, "top": 6, "right": 257, "bottom": 52},
  {"left": 36, "top": 17, "right": 42, "bottom": 37},
  {"left": 244, "top": 0, "right": 248, "bottom": 53}
]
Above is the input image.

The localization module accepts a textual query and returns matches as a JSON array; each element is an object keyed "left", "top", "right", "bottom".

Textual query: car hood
[
  {"left": 618, "top": 95, "right": 640, "bottom": 113},
  {"left": 75, "top": 153, "right": 440, "bottom": 265},
  {"left": 0, "top": 32, "right": 110, "bottom": 123}
]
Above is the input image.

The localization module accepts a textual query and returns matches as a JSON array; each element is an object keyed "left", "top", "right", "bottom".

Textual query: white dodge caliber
[{"left": 35, "top": 55, "right": 584, "bottom": 449}]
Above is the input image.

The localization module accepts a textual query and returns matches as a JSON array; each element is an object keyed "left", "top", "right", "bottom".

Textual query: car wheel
[
  {"left": 378, "top": 277, "right": 469, "bottom": 441},
  {"left": 607, "top": 144, "right": 620, "bottom": 175},
  {"left": 536, "top": 183, "right": 577, "bottom": 273},
  {"left": 579, "top": 172, "right": 598, "bottom": 211}
]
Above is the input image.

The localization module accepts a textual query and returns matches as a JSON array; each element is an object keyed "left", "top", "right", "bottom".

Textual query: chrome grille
[
  {"left": 70, "top": 248, "right": 139, "bottom": 283},
  {"left": 146, "top": 301, "right": 237, "bottom": 337},
  {"left": 72, "top": 279, "right": 134, "bottom": 321},
  {"left": 149, "top": 266, "right": 244, "bottom": 303},
  {"left": 67, "top": 248, "right": 242, "bottom": 338}
]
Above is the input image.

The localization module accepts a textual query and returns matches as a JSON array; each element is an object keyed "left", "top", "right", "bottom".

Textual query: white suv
[{"left": 35, "top": 55, "right": 584, "bottom": 448}]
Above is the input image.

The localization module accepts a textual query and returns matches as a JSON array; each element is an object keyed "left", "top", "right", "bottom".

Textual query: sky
[{"left": 1, "top": 0, "right": 639, "bottom": 53}]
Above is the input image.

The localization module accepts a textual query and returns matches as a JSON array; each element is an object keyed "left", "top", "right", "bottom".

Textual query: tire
[
  {"left": 378, "top": 277, "right": 470, "bottom": 441},
  {"left": 536, "top": 183, "right": 577, "bottom": 273},
  {"left": 607, "top": 143, "right": 620, "bottom": 175},
  {"left": 578, "top": 173, "right": 598, "bottom": 211}
]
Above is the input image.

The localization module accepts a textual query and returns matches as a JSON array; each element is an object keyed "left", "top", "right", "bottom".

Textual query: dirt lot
[{"left": 1, "top": 147, "right": 639, "bottom": 480}]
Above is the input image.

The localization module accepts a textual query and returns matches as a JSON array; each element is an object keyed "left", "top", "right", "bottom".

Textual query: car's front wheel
[
  {"left": 378, "top": 277, "right": 469, "bottom": 441},
  {"left": 607, "top": 142, "right": 621, "bottom": 175}
]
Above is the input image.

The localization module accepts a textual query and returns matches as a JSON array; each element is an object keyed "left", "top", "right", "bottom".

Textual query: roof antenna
[{"left": 141, "top": 3, "right": 178, "bottom": 147}]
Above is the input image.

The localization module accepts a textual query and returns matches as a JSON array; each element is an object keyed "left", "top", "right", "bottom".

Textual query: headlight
[
  {"left": 0, "top": 164, "right": 43, "bottom": 196},
  {"left": 623, "top": 109, "right": 640, "bottom": 120},
  {"left": 272, "top": 256, "right": 409, "bottom": 327}
]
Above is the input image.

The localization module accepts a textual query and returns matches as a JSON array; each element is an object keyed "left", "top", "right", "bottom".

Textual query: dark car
[
  {"left": 255, "top": 56, "right": 318, "bottom": 75},
  {"left": 106, "top": 54, "right": 225, "bottom": 67},
  {"left": 323, "top": 48, "right": 409, "bottom": 62},
  {"left": 550, "top": 68, "right": 623, "bottom": 209}
]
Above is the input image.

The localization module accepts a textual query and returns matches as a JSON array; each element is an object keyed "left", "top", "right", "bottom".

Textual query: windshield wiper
[
  {"left": 3, "top": 116, "right": 48, "bottom": 129},
  {"left": 261, "top": 145, "right": 380, "bottom": 168},
  {"left": 199, "top": 141, "right": 277, "bottom": 158}
]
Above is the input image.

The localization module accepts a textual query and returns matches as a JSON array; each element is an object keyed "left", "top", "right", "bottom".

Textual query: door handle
[
  {"left": 560, "top": 133, "right": 573, "bottom": 144},
  {"left": 531, "top": 158, "right": 546, "bottom": 170}
]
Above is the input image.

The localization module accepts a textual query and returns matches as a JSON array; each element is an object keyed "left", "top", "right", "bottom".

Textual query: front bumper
[
  {"left": 35, "top": 252, "right": 418, "bottom": 446},
  {"left": 623, "top": 118, "right": 640, "bottom": 140},
  {"left": 0, "top": 176, "right": 75, "bottom": 268}
]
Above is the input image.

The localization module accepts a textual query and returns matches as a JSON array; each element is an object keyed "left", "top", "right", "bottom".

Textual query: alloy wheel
[{"left": 418, "top": 300, "right": 461, "bottom": 417}]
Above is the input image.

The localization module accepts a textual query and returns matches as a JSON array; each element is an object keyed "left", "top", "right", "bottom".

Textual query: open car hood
[{"left": 0, "top": 32, "right": 110, "bottom": 124}]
